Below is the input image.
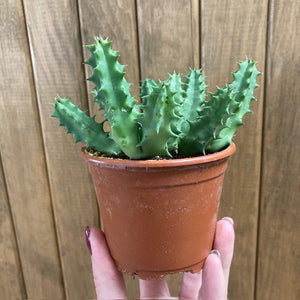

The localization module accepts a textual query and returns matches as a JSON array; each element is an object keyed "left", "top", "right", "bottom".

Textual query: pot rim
[{"left": 79, "top": 143, "right": 236, "bottom": 168}]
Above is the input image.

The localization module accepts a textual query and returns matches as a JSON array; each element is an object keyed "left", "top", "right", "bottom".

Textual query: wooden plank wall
[
  {"left": 0, "top": 1, "right": 299, "bottom": 299},
  {"left": 257, "top": 0, "right": 300, "bottom": 299}
]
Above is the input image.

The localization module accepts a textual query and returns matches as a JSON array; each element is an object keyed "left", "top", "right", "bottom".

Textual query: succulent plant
[{"left": 52, "top": 36, "right": 260, "bottom": 160}]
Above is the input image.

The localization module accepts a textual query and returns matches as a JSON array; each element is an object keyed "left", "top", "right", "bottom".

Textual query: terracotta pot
[{"left": 80, "top": 143, "right": 236, "bottom": 280}]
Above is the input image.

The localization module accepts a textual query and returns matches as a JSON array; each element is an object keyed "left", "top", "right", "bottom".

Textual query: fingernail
[
  {"left": 85, "top": 226, "right": 92, "bottom": 255},
  {"left": 222, "top": 216, "right": 234, "bottom": 229},
  {"left": 210, "top": 249, "right": 221, "bottom": 259}
]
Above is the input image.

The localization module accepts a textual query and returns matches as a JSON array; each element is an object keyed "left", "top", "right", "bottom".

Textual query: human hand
[{"left": 85, "top": 217, "right": 235, "bottom": 299}]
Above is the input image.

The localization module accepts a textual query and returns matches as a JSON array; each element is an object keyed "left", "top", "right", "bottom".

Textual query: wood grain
[
  {"left": 137, "top": 0, "right": 199, "bottom": 80},
  {"left": 1, "top": 1, "right": 298, "bottom": 298},
  {"left": 0, "top": 153, "right": 26, "bottom": 298},
  {"left": 0, "top": 0, "right": 64, "bottom": 297},
  {"left": 22, "top": 0, "right": 99, "bottom": 298},
  {"left": 78, "top": 0, "right": 141, "bottom": 297},
  {"left": 136, "top": 0, "right": 199, "bottom": 296},
  {"left": 201, "top": 1, "right": 268, "bottom": 299},
  {"left": 257, "top": 1, "right": 300, "bottom": 299}
]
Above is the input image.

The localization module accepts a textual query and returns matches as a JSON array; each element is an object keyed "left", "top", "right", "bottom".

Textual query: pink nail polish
[{"left": 85, "top": 226, "right": 92, "bottom": 255}]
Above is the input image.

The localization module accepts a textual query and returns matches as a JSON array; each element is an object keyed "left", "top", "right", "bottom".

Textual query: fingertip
[
  {"left": 210, "top": 249, "right": 221, "bottom": 260},
  {"left": 89, "top": 227, "right": 127, "bottom": 299},
  {"left": 86, "top": 226, "right": 107, "bottom": 257},
  {"left": 215, "top": 218, "right": 235, "bottom": 248},
  {"left": 89, "top": 227, "right": 116, "bottom": 271},
  {"left": 214, "top": 217, "right": 235, "bottom": 292},
  {"left": 88, "top": 226, "right": 105, "bottom": 249},
  {"left": 222, "top": 216, "right": 234, "bottom": 228},
  {"left": 200, "top": 253, "right": 225, "bottom": 299},
  {"left": 205, "top": 252, "right": 222, "bottom": 271},
  {"left": 179, "top": 270, "right": 202, "bottom": 299},
  {"left": 139, "top": 278, "right": 170, "bottom": 298}
]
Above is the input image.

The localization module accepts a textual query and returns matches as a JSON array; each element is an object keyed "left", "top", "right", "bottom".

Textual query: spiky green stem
[
  {"left": 137, "top": 81, "right": 180, "bottom": 158},
  {"left": 52, "top": 96, "right": 121, "bottom": 155},
  {"left": 205, "top": 59, "right": 261, "bottom": 152},
  {"left": 52, "top": 36, "right": 260, "bottom": 159},
  {"left": 179, "top": 86, "right": 234, "bottom": 155},
  {"left": 182, "top": 69, "right": 207, "bottom": 121},
  {"left": 85, "top": 37, "right": 142, "bottom": 158}
]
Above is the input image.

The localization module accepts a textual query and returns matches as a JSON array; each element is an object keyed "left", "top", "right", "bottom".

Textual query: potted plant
[{"left": 52, "top": 36, "right": 260, "bottom": 280}]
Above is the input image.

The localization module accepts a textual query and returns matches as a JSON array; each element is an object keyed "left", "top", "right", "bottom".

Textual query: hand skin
[{"left": 86, "top": 217, "right": 235, "bottom": 300}]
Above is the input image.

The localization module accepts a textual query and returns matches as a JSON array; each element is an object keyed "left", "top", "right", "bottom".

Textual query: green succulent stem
[
  {"left": 137, "top": 80, "right": 180, "bottom": 158},
  {"left": 85, "top": 37, "right": 142, "bottom": 159},
  {"left": 52, "top": 36, "right": 260, "bottom": 160},
  {"left": 205, "top": 60, "right": 261, "bottom": 153},
  {"left": 52, "top": 96, "right": 121, "bottom": 155}
]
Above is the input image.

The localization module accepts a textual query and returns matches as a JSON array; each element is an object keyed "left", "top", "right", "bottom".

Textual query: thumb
[{"left": 86, "top": 227, "right": 127, "bottom": 299}]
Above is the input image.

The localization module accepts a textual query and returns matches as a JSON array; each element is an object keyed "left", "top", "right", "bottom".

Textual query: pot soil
[{"left": 80, "top": 143, "right": 236, "bottom": 280}]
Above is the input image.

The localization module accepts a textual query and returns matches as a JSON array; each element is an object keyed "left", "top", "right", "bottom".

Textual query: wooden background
[{"left": 0, "top": 0, "right": 299, "bottom": 299}]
